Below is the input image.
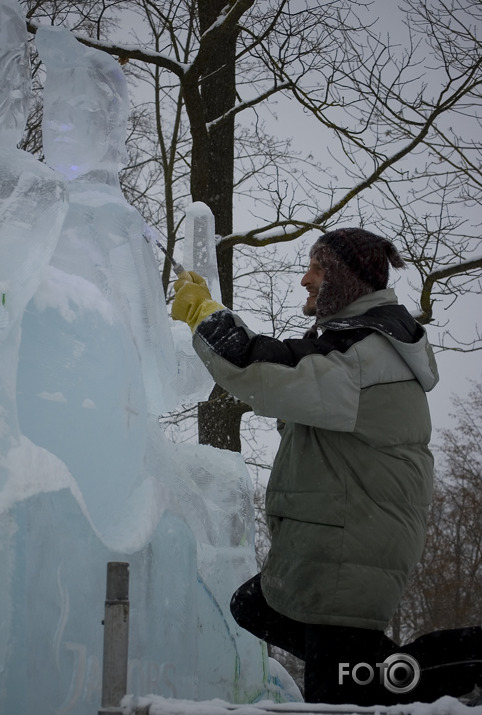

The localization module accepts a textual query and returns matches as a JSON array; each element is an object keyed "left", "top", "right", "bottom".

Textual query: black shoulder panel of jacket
[
  {"left": 321, "top": 304, "right": 424, "bottom": 344},
  {"left": 196, "top": 310, "right": 374, "bottom": 369}
]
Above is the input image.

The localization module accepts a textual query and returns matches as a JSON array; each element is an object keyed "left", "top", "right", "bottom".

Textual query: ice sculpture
[
  {"left": 183, "top": 202, "right": 222, "bottom": 303},
  {"left": 0, "top": 0, "right": 69, "bottom": 700},
  {"left": 170, "top": 201, "right": 220, "bottom": 404},
  {"left": 0, "top": 12, "right": 300, "bottom": 714},
  {"left": 0, "top": 0, "right": 68, "bottom": 491},
  {"left": 17, "top": 24, "right": 179, "bottom": 542}
]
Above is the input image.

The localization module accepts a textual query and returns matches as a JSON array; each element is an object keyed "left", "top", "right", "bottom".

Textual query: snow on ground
[{"left": 120, "top": 694, "right": 482, "bottom": 715}]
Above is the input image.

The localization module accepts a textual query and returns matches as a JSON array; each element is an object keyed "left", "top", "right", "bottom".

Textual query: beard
[{"left": 302, "top": 301, "right": 317, "bottom": 317}]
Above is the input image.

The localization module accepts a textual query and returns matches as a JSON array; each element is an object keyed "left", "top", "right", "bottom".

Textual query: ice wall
[{"left": 0, "top": 7, "right": 300, "bottom": 714}]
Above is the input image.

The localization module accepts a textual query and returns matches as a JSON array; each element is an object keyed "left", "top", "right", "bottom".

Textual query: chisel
[{"left": 143, "top": 228, "right": 191, "bottom": 280}]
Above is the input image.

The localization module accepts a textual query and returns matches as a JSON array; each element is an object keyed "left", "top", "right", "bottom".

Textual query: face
[
  {"left": 301, "top": 257, "right": 325, "bottom": 316},
  {"left": 37, "top": 27, "right": 129, "bottom": 180}
]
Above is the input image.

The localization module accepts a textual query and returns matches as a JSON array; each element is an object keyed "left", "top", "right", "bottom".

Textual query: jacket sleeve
[{"left": 192, "top": 309, "right": 364, "bottom": 431}]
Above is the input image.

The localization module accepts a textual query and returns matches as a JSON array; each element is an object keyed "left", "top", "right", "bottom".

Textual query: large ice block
[
  {"left": 0, "top": 0, "right": 68, "bottom": 493},
  {"left": 0, "top": 12, "right": 302, "bottom": 713}
]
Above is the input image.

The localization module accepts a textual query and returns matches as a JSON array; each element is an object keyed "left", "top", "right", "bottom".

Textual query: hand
[
  {"left": 173, "top": 270, "right": 208, "bottom": 294},
  {"left": 171, "top": 271, "right": 224, "bottom": 332}
]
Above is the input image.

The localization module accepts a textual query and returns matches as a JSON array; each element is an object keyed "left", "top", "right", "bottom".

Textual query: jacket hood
[{"left": 319, "top": 289, "right": 439, "bottom": 392}]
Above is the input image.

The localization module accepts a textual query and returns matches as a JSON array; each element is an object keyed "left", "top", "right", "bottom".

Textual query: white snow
[
  {"left": 120, "top": 694, "right": 482, "bottom": 715},
  {"left": 0, "top": 435, "right": 83, "bottom": 513},
  {"left": 33, "top": 264, "right": 117, "bottom": 324},
  {"left": 37, "top": 390, "right": 67, "bottom": 402}
]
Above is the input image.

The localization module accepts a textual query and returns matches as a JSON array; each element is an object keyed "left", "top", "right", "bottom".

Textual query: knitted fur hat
[{"left": 309, "top": 227, "right": 405, "bottom": 323}]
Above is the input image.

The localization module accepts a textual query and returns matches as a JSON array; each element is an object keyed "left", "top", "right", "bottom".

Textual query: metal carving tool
[{"left": 143, "top": 227, "right": 190, "bottom": 279}]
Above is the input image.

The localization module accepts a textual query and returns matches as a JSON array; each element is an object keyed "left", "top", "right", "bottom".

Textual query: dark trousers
[{"left": 230, "top": 573, "right": 396, "bottom": 705}]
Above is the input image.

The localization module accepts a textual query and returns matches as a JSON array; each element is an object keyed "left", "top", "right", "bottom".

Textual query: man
[{"left": 172, "top": 227, "right": 439, "bottom": 704}]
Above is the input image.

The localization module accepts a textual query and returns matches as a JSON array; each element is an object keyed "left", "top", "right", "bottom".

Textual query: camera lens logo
[{"left": 383, "top": 653, "right": 420, "bottom": 694}]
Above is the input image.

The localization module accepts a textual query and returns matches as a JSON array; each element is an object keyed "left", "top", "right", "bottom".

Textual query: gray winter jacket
[{"left": 193, "top": 289, "right": 439, "bottom": 630}]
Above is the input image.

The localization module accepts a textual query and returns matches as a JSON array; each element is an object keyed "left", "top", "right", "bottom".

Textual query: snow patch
[
  {"left": 0, "top": 435, "right": 83, "bottom": 514},
  {"left": 33, "top": 264, "right": 116, "bottom": 324},
  {"left": 37, "top": 390, "right": 67, "bottom": 402},
  {"left": 120, "top": 694, "right": 481, "bottom": 715}
]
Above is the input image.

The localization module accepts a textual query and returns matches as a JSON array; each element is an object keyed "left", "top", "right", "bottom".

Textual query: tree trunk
[
  {"left": 197, "top": 384, "right": 251, "bottom": 451},
  {"left": 194, "top": 0, "right": 247, "bottom": 450},
  {"left": 197, "top": 1, "right": 236, "bottom": 308}
]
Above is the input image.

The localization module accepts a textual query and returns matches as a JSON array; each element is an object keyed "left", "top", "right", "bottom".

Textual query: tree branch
[
  {"left": 26, "top": 19, "right": 187, "bottom": 78},
  {"left": 188, "top": 0, "right": 255, "bottom": 80},
  {"left": 416, "top": 257, "right": 482, "bottom": 324},
  {"left": 219, "top": 68, "right": 482, "bottom": 253},
  {"left": 207, "top": 81, "right": 292, "bottom": 130},
  {"left": 218, "top": 219, "right": 319, "bottom": 251}
]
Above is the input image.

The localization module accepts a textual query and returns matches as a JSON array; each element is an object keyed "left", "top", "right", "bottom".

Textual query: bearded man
[{"left": 172, "top": 227, "right": 439, "bottom": 705}]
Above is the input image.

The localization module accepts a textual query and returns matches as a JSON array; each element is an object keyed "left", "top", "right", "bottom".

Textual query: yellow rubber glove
[{"left": 171, "top": 271, "right": 224, "bottom": 333}]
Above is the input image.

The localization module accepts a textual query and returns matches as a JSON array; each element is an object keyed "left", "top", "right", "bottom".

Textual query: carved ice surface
[
  {"left": 171, "top": 201, "right": 221, "bottom": 404},
  {"left": 184, "top": 201, "right": 222, "bottom": 303},
  {"left": 0, "top": 0, "right": 30, "bottom": 145},
  {"left": 36, "top": 24, "right": 129, "bottom": 182},
  {"left": 0, "top": 0, "right": 69, "bottom": 491},
  {"left": 0, "top": 5, "right": 301, "bottom": 713},
  {"left": 17, "top": 22, "right": 178, "bottom": 544}
]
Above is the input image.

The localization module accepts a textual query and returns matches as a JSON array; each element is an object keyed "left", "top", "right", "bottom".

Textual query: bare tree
[
  {"left": 19, "top": 3, "right": 482, "bottom": 679},
  {"left": 390, "top": 382, "right": 482, "bottom": 644},
  {"left": 21, "top": 0, "right": 482, "bottom": 452}
]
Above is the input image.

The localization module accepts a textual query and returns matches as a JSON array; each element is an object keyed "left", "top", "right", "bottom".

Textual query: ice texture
[
  {"left": 0, "top": 8, "right": 300, "bottom": 713},
  {"left": 171, "top": 201, "right": 222, "bottom": 403},
  {"left": 0, "top": 0, "right": 69, "bottom": 491},
  {"left": 170, "top": 316, "right": 216, "bottom": 404},
  {"left": 184, "top": 201, "right": 222, "bottom": 303},
  {"left": 0, "top": 0, "right": 31, "bottom": 146},
  {"left": 17, "top": 23, "right": 178, "bottom": 543},
  {"left": 36, "top": 25, "right": 129, "bottom": 181}
]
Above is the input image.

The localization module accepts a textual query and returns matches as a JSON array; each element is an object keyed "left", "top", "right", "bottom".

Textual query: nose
[{"left": 301, "top": 268, "right": 312, "bottom": 287}]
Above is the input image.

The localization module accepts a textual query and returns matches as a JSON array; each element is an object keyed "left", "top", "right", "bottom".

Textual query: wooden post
[{"left": 98, "top": 562, "right": 130, "bottom": 715}]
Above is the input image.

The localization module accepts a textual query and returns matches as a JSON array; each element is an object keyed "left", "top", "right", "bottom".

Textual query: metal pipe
[{"left": 99, "top": 562, "right": 130, "bottom": 714}]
